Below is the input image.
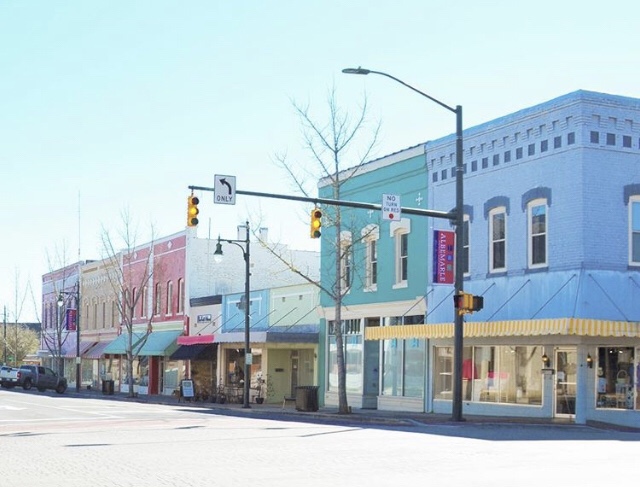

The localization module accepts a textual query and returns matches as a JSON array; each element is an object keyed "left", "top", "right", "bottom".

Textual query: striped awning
[{"left": 365, "top": 318, "right": 640, "bottom": 340}]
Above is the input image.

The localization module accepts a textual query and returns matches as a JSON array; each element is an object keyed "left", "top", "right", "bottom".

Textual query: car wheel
[
  {"left": 22, "top": 379, "right": 32, "bottom": 390},
  {"left": 37, "top": 387, "right": 46, "bottom": 392},
  {"left": 55, "top": 383, "right": 67, "bottom": 394}
]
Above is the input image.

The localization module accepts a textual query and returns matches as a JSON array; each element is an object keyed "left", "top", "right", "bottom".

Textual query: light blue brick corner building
[{"left": 322, "top": 90, "right": 640, "bottom": 428}]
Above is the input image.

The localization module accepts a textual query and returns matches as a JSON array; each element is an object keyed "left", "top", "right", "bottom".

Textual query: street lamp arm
[{"left": 341, "top": 67, "right": 456, "bottom": 114}]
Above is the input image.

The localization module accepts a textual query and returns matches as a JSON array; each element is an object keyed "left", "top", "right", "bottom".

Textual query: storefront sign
[
  {"left": 432, "top": 230, "right": 455, "bottom": 285},
  {"left": 181, "top": 379, "right": 195, "bottom": 398}
]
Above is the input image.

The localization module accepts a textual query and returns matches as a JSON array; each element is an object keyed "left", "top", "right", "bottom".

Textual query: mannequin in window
[{"left": 462, "top": 357, "right": 478, "bottom": 400}]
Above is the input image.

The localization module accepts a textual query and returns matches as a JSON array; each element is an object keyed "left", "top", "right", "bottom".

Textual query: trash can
[
  {"left": 102, "top": 380, "right": 114, "bottom": 395},
  {"left": 295, "top": 385, "right": 319, "bottom": 412}
]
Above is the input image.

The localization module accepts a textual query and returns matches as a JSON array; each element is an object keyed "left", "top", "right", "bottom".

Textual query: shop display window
[{"left": 595, "top": 347, "right": 637, "bottom": 410}]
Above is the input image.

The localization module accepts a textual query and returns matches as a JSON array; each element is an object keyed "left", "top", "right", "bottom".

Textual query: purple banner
[
  {"left": 432, "top": 230, "right": 455, "bottom": 285},
  {"left": 66, "top": 308, "right": 77, "bottom": 331}
]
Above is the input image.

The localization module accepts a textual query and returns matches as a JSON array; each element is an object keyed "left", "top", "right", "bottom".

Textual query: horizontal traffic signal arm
[{"left": 188, "top": 185, "right": 455, "bottom": 221}]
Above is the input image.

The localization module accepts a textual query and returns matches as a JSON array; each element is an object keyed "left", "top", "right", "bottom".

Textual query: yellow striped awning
[{"left": 364, "top": 318, "right": 640, "bottom": 340}]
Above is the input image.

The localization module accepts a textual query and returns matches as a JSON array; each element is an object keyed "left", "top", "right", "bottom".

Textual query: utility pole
[{"left": 3, "top": 306, "right": 6, "bottom": 365}]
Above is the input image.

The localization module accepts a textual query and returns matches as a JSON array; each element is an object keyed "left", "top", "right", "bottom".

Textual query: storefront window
[
  {"left": 327, "top": 329, "right": 363, "bottom": 394},
  {"left": 596, "top": 347, "right": 636, "bottom": 410},
  {"left": 382, "top": 338, "right": 425, "bottom": 398},
  {"left": 434, "top": 347, "right": 453, "bottom": 399},
  {"left": 382, "top": 339, "right": 402, "bottom": 396},
  {"left": 404, "top": 338, "right": 425, "bottom": 398},
  {"left": 434, "top": 345, "right": 542, "bottom": 405},
  {"left": 163, "top": 360, "right": 179, "bottom": 391}
]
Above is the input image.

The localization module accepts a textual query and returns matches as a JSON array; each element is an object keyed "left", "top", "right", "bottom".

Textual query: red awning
[{"left": 177, "top": 335, "right": 215, "bottom": 345}]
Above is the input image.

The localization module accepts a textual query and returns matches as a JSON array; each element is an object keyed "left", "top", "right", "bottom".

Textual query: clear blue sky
[{"left": 2, "top": 1, "right": 639, "bottom": 322}]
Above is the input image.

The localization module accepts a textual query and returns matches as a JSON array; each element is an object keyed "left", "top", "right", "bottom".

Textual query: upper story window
[
  {"left": 140, "top": 286, "right": 147, "bottom": 318},
  {"left": 396, "top": 232, "right": 408, "bottom": 285},
  {"left": 391, "top": 219, "right": 411, "bottom": 288},
  {"left": 112, "top": 301, "right": 118, "bottom": 328},
  {"left": 630, "top": 197, "right": 640, "bottom": 265},
  {"left": 155, "top": 283, "right": 162, "bottom": 316},
  {"left": 131, "top": 288, "right": 137, "bottom": 319},
  {"left": 177, "top": 279, "right": 185, "bottom": 314},
  {"left": 528, "top": 199, "right": 548, "bottom": 268},
  {"left": 166, "top": 281, "right": 174, "bottom": 315},
  {"left": 462, "top": 217, "right": 470, "bottom": 276},
  {"left": 489, "top": 207, "right": 506, "bottom": 272},
  {"left": 362, "top": 225, "right": 379, "bottom": 291},
  {"left": 339, "top": 232, "right": 353, "bottom": 292}
]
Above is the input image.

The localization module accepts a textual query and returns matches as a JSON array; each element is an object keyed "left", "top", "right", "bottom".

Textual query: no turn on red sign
[{"left": 382, "top": 194, "right": 401, "bottom": 221}]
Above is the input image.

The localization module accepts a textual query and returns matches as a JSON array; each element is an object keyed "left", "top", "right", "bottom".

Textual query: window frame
[
  {"left": 166, "top": 280, "right": 174, "bottom": 315},
  {"left": 177, "top": 279, "right": 185, "bottom": 314},
  {"left": 339, "top": 232, "right": 353, "bottom": 292},
  {"left": 361, "top": 225, "right": 379, "bottom": 291},
  {"left": 489, "top": 206, "right": 507, "bottom": 272},
  {"left": 527, "top": 198, "right": 548, "bottom": 268},
  {"left": 462, "top": 216, "right": 470, "bottom": 276},
  {"left": 629, "top": 196, "right": 640, "bottom": 265},
  {"left": 155, "top": 283, "right": 162, "bottom": 316}
]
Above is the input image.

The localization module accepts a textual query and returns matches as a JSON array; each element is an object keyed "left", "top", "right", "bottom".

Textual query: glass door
[{"left": 555, "top": 348, "right": 577, "bottom": 417}]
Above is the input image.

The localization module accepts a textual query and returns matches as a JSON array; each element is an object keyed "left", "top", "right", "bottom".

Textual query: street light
[
  {"left": 57, "top": 285, "right": 81, "bottom": 393},
  {"left": 342, "top": 67, "right": 466, "bottom": 422},
  {"left": 213, "top": 221, "right": 251, "bottom": 409}
]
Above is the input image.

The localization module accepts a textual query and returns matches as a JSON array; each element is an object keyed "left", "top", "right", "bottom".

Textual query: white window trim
[
  {"left": 489, "top": 207, "right": 507, "bottom": 273},
  {"left": 527, "top": 198, "right": 548, "bottom": 269},
  {"left": 361, "top": 224, "right": 379, "bottom": 292},
  {"left": 166, "top": 281, "right": 174, "bottom": 316},
  {"left": 340, "top": 231, "right": 353, "bottom": 293},
  {"left": 390, "top": 219, "right": 411, "bottom": 289},
  {"left": 630, "top": 197, "right": 640, "bottom": 266}
]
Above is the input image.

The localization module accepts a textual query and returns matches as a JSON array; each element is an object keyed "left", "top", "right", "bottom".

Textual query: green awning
[{"left": 103, "top": 331, "right": 182, "bottom": 357}]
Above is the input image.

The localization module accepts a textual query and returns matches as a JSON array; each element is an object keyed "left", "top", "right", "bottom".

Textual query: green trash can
[{"left": 295, "top": 385, "right": 319, "bottom": 412}]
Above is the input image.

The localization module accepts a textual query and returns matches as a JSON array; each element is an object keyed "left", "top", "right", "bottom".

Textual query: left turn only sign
[{"left": 214, "top": 175, "right": 236, "bottom": 205}]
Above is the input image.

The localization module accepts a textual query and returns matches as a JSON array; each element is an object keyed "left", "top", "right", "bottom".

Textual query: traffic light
[
  {"left": 187, "top": 195, "right": 200, "bottom": 227},
  {"left": 310, "top": 208, "right": 322, "bottom": 238},
  {"left": 453, "top": 292, "right": 483, "bottom": 314}
]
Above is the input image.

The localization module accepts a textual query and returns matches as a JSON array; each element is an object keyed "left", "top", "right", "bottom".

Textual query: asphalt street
[{"left": 1, "top": 388, "right": 638, "bottom": 487}]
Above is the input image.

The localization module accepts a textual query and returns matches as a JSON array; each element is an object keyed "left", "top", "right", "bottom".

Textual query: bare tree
[
  {"left": 101, "top": 209, "right": 159, "bottom": 397},
  {"left": 262, "top": 86, "right": 380, "bottom": 414}
]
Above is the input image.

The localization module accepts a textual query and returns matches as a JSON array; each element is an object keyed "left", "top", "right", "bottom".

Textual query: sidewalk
[{"left": 66, "top": 386, "right": 640, "bottom": 432}]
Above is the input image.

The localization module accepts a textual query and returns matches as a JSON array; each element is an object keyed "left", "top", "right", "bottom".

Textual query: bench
[{"left": 282, "top": 396, "right": 296, "bottom": 409}]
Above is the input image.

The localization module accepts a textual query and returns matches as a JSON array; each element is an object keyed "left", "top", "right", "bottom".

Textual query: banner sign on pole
[
  {"left": 432, "top": 230, "right": 455, "bottom": 285},
  {"left": 66, "top": 308, "right": 77, "bottom": 331}
]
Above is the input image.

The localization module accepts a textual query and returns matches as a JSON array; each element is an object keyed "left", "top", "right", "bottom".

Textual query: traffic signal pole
[{"left": 188, "top": 185, "right": 456, "bottom": 221}]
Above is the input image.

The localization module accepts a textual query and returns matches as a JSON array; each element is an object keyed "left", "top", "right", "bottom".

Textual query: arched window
[
  {"left": 166, "top": 281, "right": 174, "bottom": 315},
  {"left": 177, "top": 279, "right": 185, "bottom": 314},
  {"left": 155, "top": 283, "right": 162, "bottom": 316}
]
